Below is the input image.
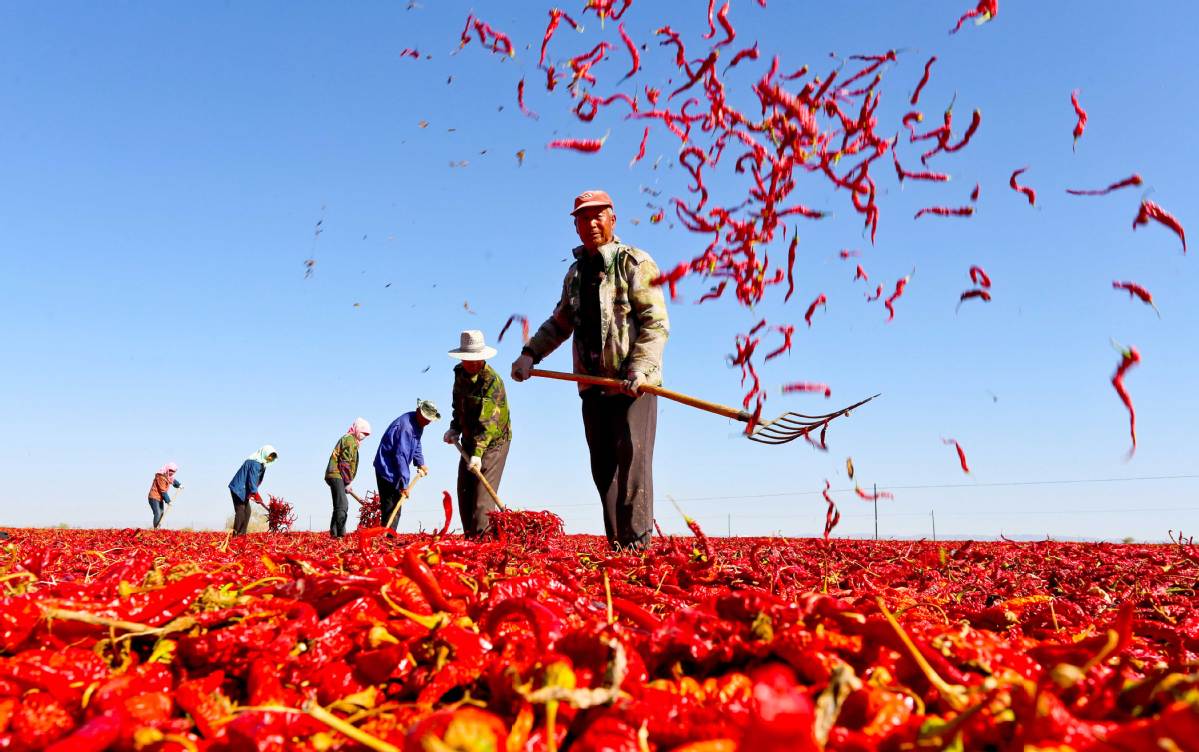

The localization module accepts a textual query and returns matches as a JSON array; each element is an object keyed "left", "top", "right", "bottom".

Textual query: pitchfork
[{"left": 530, "top": 369, "right": 878, "bottom": 445}]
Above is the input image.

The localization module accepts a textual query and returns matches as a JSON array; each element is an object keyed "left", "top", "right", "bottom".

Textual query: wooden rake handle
[
  {"left": 453, "top": 441, "right": 507, "bottom": 511},
  {"left": 529, "top": 368, "right": 751, "bottom": 423}
]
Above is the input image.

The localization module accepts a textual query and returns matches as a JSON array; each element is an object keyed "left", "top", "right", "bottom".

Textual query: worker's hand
[
  {"left": 248, "top": 492, "right": 264, "bottom": 506},
  {"left": 468, "top": 455, "right": 482, "bottom": 473},
  {"left": 345, "top": 485, "right": 354, "bottom": 496},
  {"left": 400, "top": 487, "right": 410, "bottom": 499},
  {"left": 417, "top": 465, "right": 430, "bottom": 478},
  {"left": 623, "top": 371, "right": 648, "bottom": 397},
  {"left": 443, "top": 429, "right": 461, "bottom": 445},
  {"left": 511, "top": 354, "right": 534, "bottom": 382}
]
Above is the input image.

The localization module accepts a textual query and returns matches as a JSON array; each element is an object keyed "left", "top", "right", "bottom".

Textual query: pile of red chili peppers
[{"left": 2, "top": 528, "right": 1197, "bottom": 750}]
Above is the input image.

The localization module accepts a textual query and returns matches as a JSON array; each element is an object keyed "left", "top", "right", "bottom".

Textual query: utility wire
[{"left": 544, "top": 474, "right": 1199, "bottom": 509}]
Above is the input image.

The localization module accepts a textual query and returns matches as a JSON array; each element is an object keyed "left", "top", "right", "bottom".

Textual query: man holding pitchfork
[{"left": 511, "top": 189, "right": 669, "bottom": 550}]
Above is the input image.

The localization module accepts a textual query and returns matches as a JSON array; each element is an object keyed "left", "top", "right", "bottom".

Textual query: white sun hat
[{"left": 447, "top": 329, "right": 498, "bottom": 361}]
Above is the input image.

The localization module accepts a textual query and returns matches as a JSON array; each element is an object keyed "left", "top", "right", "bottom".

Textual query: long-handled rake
[
  {"left": 158, "top": 485, "right": 182, "bottom": 528},
  {"left": 530, "top": 369, "right": 878, "bottom": 445}
]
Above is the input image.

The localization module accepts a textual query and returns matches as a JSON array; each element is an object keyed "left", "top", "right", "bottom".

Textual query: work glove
[
  {"left": 623, "top": 370, "right": 648, "bottom": 397},
  {"left": 417, "top": 465, "right": 430, "bottom": 479},
  {"left": 511, "top": 354, "right": 534, "bottom": 382},
  {"left": 443, "top": 429, "right": 461, "bottom": 445},
  {"left": 468, "top": 455, "right": 482, "bottom": 473},
  {"left": 248, "top": 492, "right": 264, "bottom": 506}
]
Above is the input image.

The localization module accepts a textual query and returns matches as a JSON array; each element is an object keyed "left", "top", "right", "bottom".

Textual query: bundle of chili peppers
[
  {"left": 357, "top": 490, "right": 382, "bottom": 530},
  {"left": 265, "top": 494, "right": 296, "bottom": 534}
]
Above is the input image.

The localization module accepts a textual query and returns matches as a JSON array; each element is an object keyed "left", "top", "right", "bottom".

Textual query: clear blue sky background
[{"left": 1, "top": 2, "right": 1195, "bottom": 540}]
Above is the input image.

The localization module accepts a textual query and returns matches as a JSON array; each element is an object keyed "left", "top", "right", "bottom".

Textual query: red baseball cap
[{"left": 570, "top": 189, "right": 614, "bottom": 215}]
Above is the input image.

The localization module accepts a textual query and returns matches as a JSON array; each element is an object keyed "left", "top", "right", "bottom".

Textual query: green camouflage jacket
[
  {"left": 526, "top": 237, "right": 669, "bottom": 387},
  {"left": 325, "top": 434, "right": 359, "bottom": 483},
  {"left": 450, "top": 363, "right": 512, "bottom": 457}
]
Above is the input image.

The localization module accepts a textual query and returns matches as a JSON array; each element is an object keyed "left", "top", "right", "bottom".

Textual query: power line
[{"left": 542, "top": 474, "right": 1199, "bottom": 509}]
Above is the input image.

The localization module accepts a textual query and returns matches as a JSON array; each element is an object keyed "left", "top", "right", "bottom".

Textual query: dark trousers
[
  {"left": 328, "top": 477, "right": 349, "bottom": 538},
  {"left": 581, "top": 390, "right": 657, "bottom": 550},
  {"left": 457, "top": 439, "right": 510, "bottom": 537},
  {"left": 376, "top": 470, "right": 404, "bottom": 531},
  {"left": 231, "top": 491, "right": 251, "bottom": 536},
  {"left": 148, "top": 498, "right": 165, "bottom": 529}
]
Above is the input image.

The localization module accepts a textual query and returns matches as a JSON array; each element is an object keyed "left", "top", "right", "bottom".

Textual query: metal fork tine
[{"left": 747, "top": 394, "right": 880, "bottom": 446}]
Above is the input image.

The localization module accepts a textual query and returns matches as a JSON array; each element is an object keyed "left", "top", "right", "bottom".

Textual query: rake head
[{"left": 747, "top": 394, "right": 880, "bottom": 445}]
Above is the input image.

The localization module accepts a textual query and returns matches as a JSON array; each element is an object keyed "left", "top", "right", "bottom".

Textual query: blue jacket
[
  {"left": 228, "top": 459, "right": 265, "bottom": 502},
  {"left": 373, "top": 412, "right": 425, "bottom": 488}
]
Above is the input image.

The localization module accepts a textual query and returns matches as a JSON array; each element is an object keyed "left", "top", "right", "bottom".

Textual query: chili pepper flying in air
[
  {"left": 1066, "top": 174, "right": 1143, "bottom": 196},
  {"left": 1112, "top": 281, "right": 1160, "bottom": 317},
  {"left": 1071, "top": 89, "right": 1087, "bottom": 151},
  {"left": 1132, "top": 200, "right": 1187, "bottom": 253},
  {"left": 1110, "top": 344, "right": 1141, "bottom": 457},
  {"left": 941, "top": 438, "right": 970, "bottom": 473},
  {"left": 1009, "top": 167, "right": 1037, "bottom": 206}
]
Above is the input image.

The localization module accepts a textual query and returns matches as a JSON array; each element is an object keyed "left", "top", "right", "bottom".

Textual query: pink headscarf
[
  {"left": 158, "top": 462, "right": 178, "bottom": 476},
  {"left": 348, "top": 417, "right": 372, "bottom": 442}
]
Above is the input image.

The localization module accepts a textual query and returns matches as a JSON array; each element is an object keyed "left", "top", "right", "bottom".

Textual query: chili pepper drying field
[{"left": 3, "top": 528, "right": 1198, "bottom": 750}]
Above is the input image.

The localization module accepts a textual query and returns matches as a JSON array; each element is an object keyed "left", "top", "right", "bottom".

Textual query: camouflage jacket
[
  {"left": 325, "top": 434, "right": 359, "bottom": 484},
  {"left": 526, "top": 237, "right": 669, "bottom": 387},
  {"left": 450, "top": 363, "right": 512, "bottom": 457}
]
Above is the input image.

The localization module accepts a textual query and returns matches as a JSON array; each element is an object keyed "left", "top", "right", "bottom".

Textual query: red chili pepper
[
  {"left": 517, "top": 78, "right": 538, "bottom": 120},
  {"left": 970, "top": 182, "right": 981, "bottom": 202},
  {"left": 1071, "top": 89, "right": 1088, "bottom": 151},
  {"left": 498, "top": 314, "right": 530, "bottom": 343},
  {"left": 914, "top": 205, "right": 974, "bottom": 220},
  {"left": 803, "top": 293, "right": 827, "bottom": 327},
  {"left": 763, "top": 325, "right": 795, "bottom": 361},
  {"left": 854, "top": 264, "right": 869, "bottom": 282},
  {"left": 782, "top": 382, "right": 831, "bottom": 398},
  {"left": 539, "top": 9, "right": 581, "bottom": 69},
  {"left": 1066, "top": 174, "right": 1143, "bottom": 196},
  {"left": 783, "top": 234, "right": 798, "bottom": 302},
  {"left": 838, "top": 249, "right": 861, "bottom": 259},
  {"left": 969, "top": 265, "right": 992, "bottom": 288},
  {"left": 854, "top": 485, "right": 894, "bottom": 501},
  {"left": 399, "top": 48, "right": 419, "bottom": 60},
  {"left": 950, "top": 0, "right": 998, "bottom": 34},
  {"left": 865, "top": 283, "right": 883, "bottom": 302},
  {"left": 940, "top": 109, "right": 983, "bottom": 156},
  {"left": 1009, "top": 167, "right": 1037, "bottom": 206},
  {"left": 713, "top": 1, "right": 736, "bottom": 47},
  {"left": 1111, "top": 344, "right": 1141, "bottom": 456},
  {"left": 822, "top": 480, "right": 839, "bottom": 540},
  {"left": 942, "top": 438, "right": 970, "bottom": 473},
  {"left": 910, "top": 56, "right": 937, "bottom": 105},
  {"left": 547, "top": 132, "right": 609, "bottom": 153},
  {"left": 902, "top": 110, "right": 924, "bottom": 140},
  {"left": 1111, "top": 281, "right": 1160, "bottom": 317},
  {"left": 628, "top": 126, "right": 650, "bottom": 167},
  {"left": 956, "top": 288, "right": 991, "bottom": 311},
  {"left": 894, "top": 147, "right": 951, "bottom": 184},
  {"left": 724, "top": 42, "right": 760, "bottom": 72},
  {"left": 884, "top": 274, "right": 911, "bottom": 322},
  {"left": 545, "top": 64, "right": 562, "bottom": 91},
  {"left": 617, "top": 22, "right": 640, "bottom": 81},
  {"left": 439, "top": 491, "right": 453, "bottom": 536},
  {"left": 403, "top": 547, "right": 456, "bottom": 613},
  {"left": 1132, "top": 199, "right": 1187, "bottom": 253}
]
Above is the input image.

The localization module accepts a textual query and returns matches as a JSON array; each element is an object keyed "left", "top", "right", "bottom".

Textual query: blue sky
[{"left": 1, "top": 2, "right": 1195, "bottom": 540}]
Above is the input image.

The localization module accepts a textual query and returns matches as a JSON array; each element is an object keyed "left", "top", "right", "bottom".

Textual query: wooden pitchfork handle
[
  {"left": 453, "top": 441, "right": 507, "bottom": 511},
  {"left": 383, "top": 473, "right": 422, "bottom": 530},
  {"left": 529, "top": 368, "right": 751, "bottom": 422}
]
